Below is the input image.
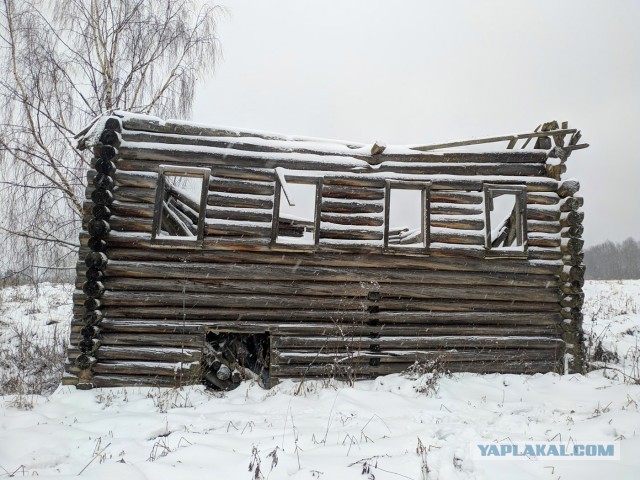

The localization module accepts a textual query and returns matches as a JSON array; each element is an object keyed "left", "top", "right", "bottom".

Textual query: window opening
[
  {"left": 484, "top": 185, "right": 527, "bottom": 251},
  {"left": 384, "top": 181, "right": 430, "bottom": 249},
  {"left": 274, "top": 179, "right": 320, "bottom": 245},
  {"left": 152, "top": 166, "right": 210, "bottom": 242}
]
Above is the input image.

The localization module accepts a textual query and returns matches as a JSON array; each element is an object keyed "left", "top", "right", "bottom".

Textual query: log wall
[{"left": 64, "top": 113, "right": 587, "bottom": 389}]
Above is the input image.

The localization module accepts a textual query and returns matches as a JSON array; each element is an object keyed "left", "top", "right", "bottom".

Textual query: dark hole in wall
[{"left": 203, "top": 331, "right": 270, "bottom": 390}]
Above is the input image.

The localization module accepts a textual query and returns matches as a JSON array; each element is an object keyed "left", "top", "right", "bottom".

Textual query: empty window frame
[
  {"left": 484, "top": 184, "right": 527, "bottom": 252},
  {"left": 152, "top": 166, "right": 210, "bottom": 242},
  {"left": 383, "top": 180, "right": 430, "bottom": 250},
  {"left": 271, "top": 175, "right": 322, "bottom": 246}
]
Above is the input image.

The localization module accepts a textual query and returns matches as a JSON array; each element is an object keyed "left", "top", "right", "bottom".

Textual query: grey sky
[{"left": 192, "top": 0, "right": 640, "bottom": 247}]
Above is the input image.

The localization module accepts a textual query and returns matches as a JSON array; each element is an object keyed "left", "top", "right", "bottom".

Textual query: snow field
[{"left": 0, "top": 281, "right": 638, "bottom": 479}]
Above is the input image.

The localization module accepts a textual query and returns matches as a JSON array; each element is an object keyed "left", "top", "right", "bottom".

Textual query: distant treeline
[{"left": 584, "top": 238, "right": 640, "bottom": 279}]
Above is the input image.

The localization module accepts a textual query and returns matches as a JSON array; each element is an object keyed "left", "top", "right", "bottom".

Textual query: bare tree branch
[{"left": 0, "top": 0, "right": 220, "bottom": 280}]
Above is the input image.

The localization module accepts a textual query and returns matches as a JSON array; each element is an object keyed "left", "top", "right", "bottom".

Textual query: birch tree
[{"left": 0, "top": 0, "right": 219, "bottom": 282}]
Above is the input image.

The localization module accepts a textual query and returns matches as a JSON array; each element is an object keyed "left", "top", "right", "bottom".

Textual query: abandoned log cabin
[{"left": 65, "top": 112, "right": 589, "bottom": 389}]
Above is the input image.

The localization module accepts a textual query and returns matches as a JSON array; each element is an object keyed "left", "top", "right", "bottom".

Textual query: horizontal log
[
  {"left": 320, "top": 229, "right": 383, "bottom": 241},
  {"left": 527, "top": 221, "right": 562, "bottom": 234},
  {"left": 430, "top": 191, "right": 483, "bottom": 204},
  {"left": 120, "top": 126, "right": 549, "bottom": 165},
  {"left": 561, "top": 225, "right": 584, "bottom": 238},
  {"left": 527, "top": 193, "right": 560, "bottom": 205},
  {"left": 527, "top": 207, "right": 560, "bottom": 222},
  {"left": 113, "top": 170, "right": 158, "bottom": 189},
  {"left": 559, "top": 265, "right": 585, "bottom": 284},
  {"left": 103, "top": 260, "right": 559, "bottom": 287},
  {"left": 528, "top": 234, "right": 561, "bottom": 248},
  {"left": 96, "top": 281, "right": 559, "bottom": 310},
  {"left": 117, "top": 159, "right": 275, "bottom": 182},
  {"left": 322, "top": 184, "right": 384, "bottom": 200},
  {"left": 98, "top": 236, "right": 564, "bottom": 274},
  {"left": 106, "top": 201, "right": 155, "bottom": 218},
  {"left": 71, "top": 332, "right": 203, "bottom": 347},
  {"left": 87, "top": 318, "right": 559, "bottom": 336},
  {"left": 109, "top": 215, "right": 153, "bottom": 233},
  {"left": 204, "top": 221, "right": 272, "bottom": 237},
  {"left": 430, "top": 229, "right": 485, "bottom": 245},
  {"left": 270, "top": 360, "right": 559, "bottom": 377},
  {"left": 559, "top": 196, "right": 584, "bottom": 212},
  {"left": 272, "top": 335, "right": 563, "bottom": 350},
  {"left": 430, "top": 216, "right": 484, "bottom": 230},
  {"left": 113, "top": 186, "right": 156, "bottom": 204},
  {"left": 94, "top": 295, "right": 559, "bottom": 319},
  {"left": 271, "top": 349, "right": 559, "bottom": 365},
  {"left": 94, "top": 290, "right": 560, "bottom": 312},
  {"left": 207, "top": 207, "right": 273, "bottom": 223},
  {"left": 526, "top": 247, "right": 562, "bottom": 261},
  {"left": 91, "top": 361, "right": 201, "bottom": 377},
  {"left": 560, "top": 237, "right": 584, "bottom": 255},
  {"left": 210, "top": 177, "right": 275, "bottom": 196},
  {"left": 207, "top": 193, "right": 273, "bottom": 210},
  {"left": 69, "top": 345, "right": 201, "bottom": 362},
  {"left": 430, "top": 204, "right": 483, "bottom": 216}
]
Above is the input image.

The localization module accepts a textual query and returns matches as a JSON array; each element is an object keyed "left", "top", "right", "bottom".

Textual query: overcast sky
[{"left": 192, "top": 0, "right": 640, "bottom": 247}]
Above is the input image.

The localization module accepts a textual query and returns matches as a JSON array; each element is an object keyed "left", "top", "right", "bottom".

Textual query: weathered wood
[
  {"left": 559, "top": 196, "right": 584, "bottom": 212},
  {"left": 561, "top": 237, "right": 584, "bottom": 255},
  {"left": 320, "top": 213, "right": 384, "bottom": 227},
  {"left": 527, "top": 221, "right": 562, "bottom": 234},
  {"left": 271, "top": 348, "right": 558, "bottom": 364},
  {"left": 207, "top": 207, "right": 273, "bottom": 223},
  {"left": 527, "top": 193, "right": 560, "bottom": 205},
  {"left": 527, "top": 207, "right": 561, "bottom": 222},
  {"left": 559, "top": 265, "right": 585, "bottom": 284},
  {"left": 430, "top": 191, "right": 483, "bottom": 204},
  {"left": 272, "top": 335, "right": 562, "bottom": 350},
  {"left": 557, "top": 180, "right": 580, "bottom": 197},
  {"left": 322, "top": 184, "right": 385, "bottom": 200},
  {"left": 205, "top": 221, "right": 272, "bottom": 237},
  {"left": 96, "top": 238, "right": 564, "bottom": 274},
  {"left": 559, "top": 210, "right": 584, "bottom": 227},
  {"left": 321, "top": 199, "right": 384, "bottom": 214},
  {"left": 89, "top": 318, "right": 559, "bottom": 336},
  {"left": 430, "top": 229, "right": 485, "bottom": 245},
  {"left": 113, "top": 186, "right": 156, "bottom": 204},
  {"left": 528, "top": 234, "right": 561, "bottom": 248},
  {"left": 210, "top": 177, "right": 275, "bottom": 196},
  {"left": 208, "top": 193, "right": 273, "bottom": 210},
  {"left": 320, "top": 229, "right": 383, "bottom": 241},
  {"left": 560, "top": 294, "right": 585, "bottom": 309},
  {"left": 90, "top": 374, "right": 187, "bottom": 387},
  {"left": 100, "top": 306, "right": 558, "bottom": 325},
  {"left": 69, "top": 345, "right": 201, "bottom": 362},
  {"left": 431, "top": 216, "right": 484, "bottom": 230},
  {"left": 562, "top": 225, "right": 584, "bottom": 238},
  {"left": 103, "top": 259, "right": 559, "bottom": 287},
  {"left": 430, "top": 203, "right": 483, "bottom": 216},
  {"left": 270, "top": 360, "right": 558, "bottom": 377},
  {"left": 91, "top": 361, "right": 200, "bottom": 377},
  {"left": 96, "top": 281, "right": 559, "bottom": 310},
  {"left": 72, "top": 332, "right": 203, "bottom": 348}
]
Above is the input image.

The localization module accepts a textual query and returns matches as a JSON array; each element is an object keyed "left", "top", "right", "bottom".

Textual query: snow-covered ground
[{"left": 0, "top": 281, "right": 639, "bottom": 479}]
